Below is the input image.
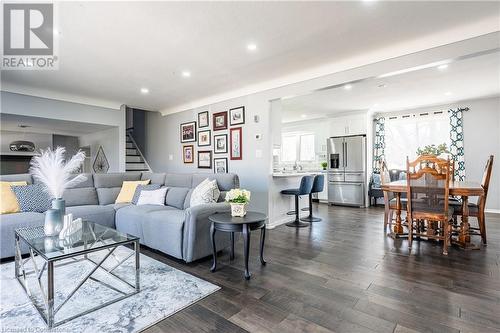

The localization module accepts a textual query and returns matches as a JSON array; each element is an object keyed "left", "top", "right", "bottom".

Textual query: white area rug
[{"left": 0, "top": 247, "right": 219, "bottom": 332}]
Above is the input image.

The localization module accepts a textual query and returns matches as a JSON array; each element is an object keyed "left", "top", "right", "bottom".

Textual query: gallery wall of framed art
[{"left": 180, "top": 106, "right": 246, "bottom": 173}]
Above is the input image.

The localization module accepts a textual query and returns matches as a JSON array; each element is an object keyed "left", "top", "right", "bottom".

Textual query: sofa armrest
[{"left": 183, "top": 202, "right": 231, "bottom": 262}]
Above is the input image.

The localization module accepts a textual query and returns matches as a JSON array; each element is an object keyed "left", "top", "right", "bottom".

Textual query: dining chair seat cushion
[{"left": 281, "top": 188, "right": 300, "bottom": 196}]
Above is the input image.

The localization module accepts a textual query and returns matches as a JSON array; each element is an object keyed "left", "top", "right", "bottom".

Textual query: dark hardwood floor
[{"left": 143, "top": 205, "right": 500, "bottom": 333}]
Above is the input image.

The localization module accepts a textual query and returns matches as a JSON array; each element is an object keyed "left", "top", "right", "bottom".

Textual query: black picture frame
[
  {"left": 229, "top": 106, "right": 245, "bottom": 126},
  {"left": 214, "top": 157, "right": 228, "bottom": 173},
  {"left": 197, "top": 129, "right": 211, "bottom": 147},
  {"left": 213, "top": 134, "right": 228, "bottom": 154},
  {"left": 180, "top": 121, "right": 196, "bottom": 143},
  {"left": 198, "top": 111, "right": 209, "bottom": 128},
  {"left": 197, "top": 150, "right": 212, "bottom": 169}
]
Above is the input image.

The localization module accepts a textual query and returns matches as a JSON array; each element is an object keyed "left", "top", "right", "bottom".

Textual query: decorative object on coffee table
[
  {"left": 229, "top": 106, "right": 245, "bottom": 126},
  {"left": 209, "top": 211, "right": 267, "bottom": 280},
  {"left": 44, "top": 209, "right": 62, "bottom": 236},
  {"left": 198, "top": 111, "right": 209, "bottom": 128},
  {"left": 197, "top": 150, "right": 212, "bottom": 169},
  {"left": 30, "top": 147, "right": 87, "bottom": 235},
  {"left": 213, "top": 111, "right": 227, "bottom": 131},
  {"left": 230, "top": 127, "right": 242, "bottom": 160},
  {"left": 93, "top": 146, "right": 109, "bottom": 173},
  {"left": 225, "top": 188, "right": 250, "bottom": 217},
  {"left": 180, "top": 121, "right": 196, "bottom": 143}
]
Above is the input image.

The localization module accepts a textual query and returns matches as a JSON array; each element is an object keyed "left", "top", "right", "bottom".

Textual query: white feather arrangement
[{"left": 30, "top": 147, "right": 87, "bottom": 199}]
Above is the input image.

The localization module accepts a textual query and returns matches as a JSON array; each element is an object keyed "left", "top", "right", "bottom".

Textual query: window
[
  {"left": 281, "top": 135, "right": 297, "bottom": 162},
  {"left": 384, "top": 113, "right": 450, "bottom": 169},
  {"left": 299, "top": 134, "right": 315, "bottom": 161},
  {"left": 281, "top": 133, "right": 315, "bottom": 162}
]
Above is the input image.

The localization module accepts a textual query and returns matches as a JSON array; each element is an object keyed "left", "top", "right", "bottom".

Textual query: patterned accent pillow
[
  {"left": 190, "top": 178, "right": 220, "bottom": 207},
  {"left": 132, "top": 184, "right": 162, "bottom": 205},
  {"left": 11, "top": 184, "right": 52, "bottom": 213}
]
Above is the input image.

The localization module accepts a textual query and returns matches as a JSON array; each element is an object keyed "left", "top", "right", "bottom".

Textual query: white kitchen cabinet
[{"left": 329, "top": 113, "right": 367, "bottom": 136}]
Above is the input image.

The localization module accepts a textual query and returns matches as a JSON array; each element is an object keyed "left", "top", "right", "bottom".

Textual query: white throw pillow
[
  {"left": 190, "top": 178, "right": 220, "bottom": 207},
  {"left": 137, "top": 187, "right": 168, "bottom": 206}
]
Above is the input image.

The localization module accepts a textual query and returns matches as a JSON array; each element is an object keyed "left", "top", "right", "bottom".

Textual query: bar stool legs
[
  {"left": 286, "top": 194, "right": 309, "bottom": 228},
  {"left": 300, "top": 193, "right": 322, "bottom": 222}
]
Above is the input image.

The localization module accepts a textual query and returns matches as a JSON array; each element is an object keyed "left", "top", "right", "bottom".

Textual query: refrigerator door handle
[{"left": 344, "top": 141, "right": 348, "bottom": 168}]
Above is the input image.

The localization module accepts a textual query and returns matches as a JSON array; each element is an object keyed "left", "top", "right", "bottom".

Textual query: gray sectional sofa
[{"left": 0, "top": 172, "right": 239, "bottom": 262}]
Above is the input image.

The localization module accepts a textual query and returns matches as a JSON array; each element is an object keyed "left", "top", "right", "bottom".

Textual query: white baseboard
[
  {"left": 267, "top": 211, "right": 308, "bottom": 229},
  {"left": 485, "top": 209, "right": 500, "bottom": 214}
]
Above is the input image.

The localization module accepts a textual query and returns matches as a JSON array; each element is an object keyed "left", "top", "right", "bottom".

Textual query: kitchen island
[{"left": 268, "top": 171, "right": 326, "bottom": 228}]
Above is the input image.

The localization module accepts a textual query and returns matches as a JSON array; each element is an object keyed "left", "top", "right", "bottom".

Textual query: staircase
[{"left": 126, "top": 131, "right": 152, "bottom": 172}]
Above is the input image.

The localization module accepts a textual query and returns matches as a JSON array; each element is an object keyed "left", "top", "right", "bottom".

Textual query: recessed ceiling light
[
  {"left": 438, "top": 64, "right": 449, "bottom": 70},
  {"left": 445, "top": 91, "right": 452, "bottom": 96},
  {"left": 247, "top": 43, "right": 257, "bottom": 51},
  {"left": 301, "top": 114, "right": 307, "bottom": 119},
  {"left": 182, "top": 71, "right": 191, "bottom": 78},
  {"left": 140, "top": 88, "right": 149, "bottom": 94},
  {"left": 377, "top": 84, "right": 386, "bottom": 88},
  {"left": 344, "top": 84, "right": 353, "bottom": 90}
]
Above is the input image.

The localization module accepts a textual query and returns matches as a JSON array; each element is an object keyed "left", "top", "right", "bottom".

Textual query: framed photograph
[
  {"left": 213, "top": 111, "right": 227, "bottom": 131},
  {"left": 213, "top": 134, "right": 228, "bottom": 154},
  {"left": 180, "top": 121, "right": 196, "bottom": 143},
  {"left": 198, "top": 111, "right": 209, "bottom": 128},
  {"left": 214, "top": 157, "right": 228, "bottom": 173},
  {"left": 197, "top": 129, "right": 211, "bottom": 146},
  {"left": 197, "top": 150, "right": 212, "bottom": 169},
  {"left": 229, "top": 106, "right": 245, "bottom": 126},
  {"left": 183, "top": 145, "right": 194, "bottom": 163},
  {"left": 230, "top": 127, "right": 242, "bottom": 160}
]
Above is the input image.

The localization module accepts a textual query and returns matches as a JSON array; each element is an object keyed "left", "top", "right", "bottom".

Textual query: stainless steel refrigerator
[{"left": 327, "top": 135, "right": 366, "bottom": 207}]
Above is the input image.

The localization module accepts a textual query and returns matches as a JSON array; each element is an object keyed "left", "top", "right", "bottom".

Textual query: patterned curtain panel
[
  {"left": 373, "top": 117, "right": 386, "bottom": 173},
  {"left": 448, "top": 107, "right": 468, "bottom": 181}
]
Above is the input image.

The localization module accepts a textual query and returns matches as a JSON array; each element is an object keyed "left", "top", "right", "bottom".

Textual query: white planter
[{"left": 230, "top": 203, "right": 247, "bottom": 217}]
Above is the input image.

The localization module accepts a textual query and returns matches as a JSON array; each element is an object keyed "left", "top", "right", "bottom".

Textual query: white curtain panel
[{"left": 384, "top": 112, "right": 451, "bottom": 170}]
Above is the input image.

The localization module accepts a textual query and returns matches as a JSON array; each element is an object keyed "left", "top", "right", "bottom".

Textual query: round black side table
[{"left": 208, "top": 211, "right": 267, "bottom": 280}]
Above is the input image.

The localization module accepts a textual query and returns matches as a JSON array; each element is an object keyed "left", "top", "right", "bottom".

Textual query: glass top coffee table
[{"left": 14, "top": 221, "right": 140, "bottom": 328}]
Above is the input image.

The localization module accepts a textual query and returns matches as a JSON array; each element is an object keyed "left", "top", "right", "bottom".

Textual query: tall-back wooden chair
[
  {"left": 381, "top": 160, "right": 406, "bottom": 233},
  {"left": 450, "top": 155, "right": 494, "bottom": 244},
  {"left": 406, "top": 155, "right": 452, "bottom": 255}
]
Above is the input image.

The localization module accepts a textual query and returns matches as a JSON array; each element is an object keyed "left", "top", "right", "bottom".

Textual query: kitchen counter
[{"left": 272, "top": 170, "right": 326, "bottom": 177}]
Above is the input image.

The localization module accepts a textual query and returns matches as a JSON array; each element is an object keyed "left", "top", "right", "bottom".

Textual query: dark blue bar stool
[
  {"left": 300, "top": 174, "right": 324, "bottom": 222},
  {"left": 281, "top": 175, "right": 314, "bottom": 228}
]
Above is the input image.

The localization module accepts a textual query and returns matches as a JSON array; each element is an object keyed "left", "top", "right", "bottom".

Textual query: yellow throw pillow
[
  {"left": 115, "top": 180, "right": 150, "bottom": 204},
  {"left": 0, "top": 181, "right": 28, "bottom": 214}
]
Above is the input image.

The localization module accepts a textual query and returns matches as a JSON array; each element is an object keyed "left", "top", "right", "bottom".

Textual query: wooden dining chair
[
  {"left": 450, "top": 155, "right": 494, "bottom": 244},
  {"left": 406, "top": 155, "right": 453, "bottom": 255},
  {"left": 380, "top": 160, "right": 406, "bottom": 233}
]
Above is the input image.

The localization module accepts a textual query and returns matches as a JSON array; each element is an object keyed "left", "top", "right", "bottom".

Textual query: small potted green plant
[
  {"left": 320, "top": 162, "right": 328, "bottom": 170},
  {"left": 416, "top": 143, "right": 449, "bottom": 157},
  {"left": 225, "top": 189, "right": 251, "bottom": 217}
]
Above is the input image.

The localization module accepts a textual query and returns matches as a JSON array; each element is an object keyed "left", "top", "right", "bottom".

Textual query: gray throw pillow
[
  {"left": 12, "top": 184, "right": 52, "bottom": 213},
  {"left": 132, "top": 184, "right": 161, "bottom": 205}
]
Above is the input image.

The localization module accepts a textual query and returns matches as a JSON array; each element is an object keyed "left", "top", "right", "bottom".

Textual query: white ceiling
[
  {"left": 0, "top": 113, "right": 114, "bottom": 136},
  {"left": 281, "top": 51, "right": 500, "bottom": 123},
  {"left": 1, "top": 1, "right": 499, "bottom": 114}
]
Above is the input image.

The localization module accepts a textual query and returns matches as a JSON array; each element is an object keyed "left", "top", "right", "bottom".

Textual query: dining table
[{"left": 381, "top": 180, "right": 484, "bottom": 249}]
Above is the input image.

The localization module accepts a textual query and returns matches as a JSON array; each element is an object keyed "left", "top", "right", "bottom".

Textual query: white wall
[
  {"left": 79, "top": 127, "right": 121, "bottom": 172},
  {"left": 0, "top": 92, "right": 126, "bottom": 171},
  {"left": 145, "top": 95, "right": 271, "bottom": 213}
]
